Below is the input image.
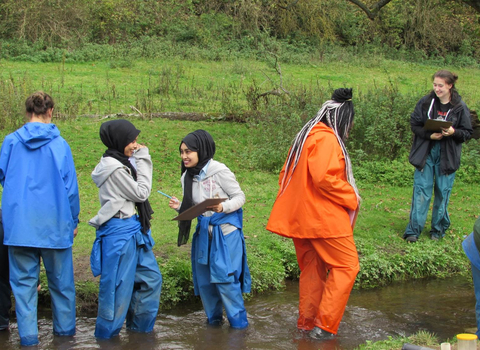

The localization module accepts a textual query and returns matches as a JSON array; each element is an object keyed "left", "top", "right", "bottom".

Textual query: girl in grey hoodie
[
  {"left": 89, "top": 119, "right": 162, "bottom": 339},
  {"left": 168, "top": 130, "right": 251, "bottom": 329}
]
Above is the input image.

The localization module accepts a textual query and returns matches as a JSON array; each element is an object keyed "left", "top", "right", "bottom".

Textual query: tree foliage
[
  {"left": 0, "top": 0, "right": 479, "bottom": 58},
  {"left": 348, "top": 0, "right": 480, "bottom": 18}
]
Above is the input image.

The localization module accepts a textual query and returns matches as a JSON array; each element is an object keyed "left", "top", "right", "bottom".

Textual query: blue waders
[
  {"left": 8, "top": 246, "right": 75, "bottom": 346},
  {"left": 463, "top": 233, "right": 480, "bottom": 338},
  {"left": 91, "top": 216, "right": 162, "bottom": 339},
  {"left": 192, "top": 209, "right": 251, "bottom": 329}
]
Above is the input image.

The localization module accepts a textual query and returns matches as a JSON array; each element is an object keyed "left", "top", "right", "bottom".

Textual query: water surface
[{"left": 1, "top": 276, "right": 476, "bottom": 349}]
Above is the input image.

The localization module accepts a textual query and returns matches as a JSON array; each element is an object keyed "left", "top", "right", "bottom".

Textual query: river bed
[{"left": 1, "top": 276, "right": 476, "bottom": 349}]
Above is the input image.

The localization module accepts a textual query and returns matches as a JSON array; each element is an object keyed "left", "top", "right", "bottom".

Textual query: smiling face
[
  {"left": 433, "top": 77, "right": 452, "bottom": 103},
  {"left": 180, "top": 142, "right": 199, "bottom": 168},
  {"left": 123, "top": 137, "right": 138, "bottom": 157}
]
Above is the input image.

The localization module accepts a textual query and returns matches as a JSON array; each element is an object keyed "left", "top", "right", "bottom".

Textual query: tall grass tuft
[{"left": 0, "top": 74, "right": 32, "bottom": 130}]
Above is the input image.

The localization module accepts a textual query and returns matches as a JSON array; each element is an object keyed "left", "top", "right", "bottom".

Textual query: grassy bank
[
  {"left": 0, "top": 117, "right": 476, "bottom": 313},
  {"left": 355, "top": 330, "right": 457, "bottom": 350},
  {"left": 1, "top": 58, "right": 480, "bottom": 119}
]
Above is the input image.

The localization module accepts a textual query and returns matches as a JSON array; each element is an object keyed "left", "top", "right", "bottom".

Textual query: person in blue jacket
[
  {"left": 89, "top": 119, "right": 162, "bottom": 339},
  {"left": 0, "top": 91, "right": 80, "bottom": 346},
  {"left": 463, "top": 216, "right": 480, "bottom": 338},
  {"left": 168, "top": 130, "right": 251, "bottom": 329}
]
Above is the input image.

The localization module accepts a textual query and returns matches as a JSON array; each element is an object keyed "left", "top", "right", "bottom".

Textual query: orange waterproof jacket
[{"left": 266, "top": 123, "right": 358, "bottom": 239}]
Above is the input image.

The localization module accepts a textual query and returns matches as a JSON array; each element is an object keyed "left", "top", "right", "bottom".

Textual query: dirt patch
[{"left": 74, "top": 254, "right": 97, "bottom": 283}]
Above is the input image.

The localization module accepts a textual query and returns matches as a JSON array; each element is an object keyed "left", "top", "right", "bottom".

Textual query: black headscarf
[
  {"left": 177, "top": 130, "right": 216, "bottom": 246},
  {"left": 99, "top": 119, "right": 154, "bottom": 234}
]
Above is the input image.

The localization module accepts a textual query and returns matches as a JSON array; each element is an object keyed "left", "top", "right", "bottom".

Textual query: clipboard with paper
[
  {"left": 172, "top": 198, "right": 227, "bottom": 221},
  {"left": 424, "top": 119, "right": 452, "bottom": 132}
]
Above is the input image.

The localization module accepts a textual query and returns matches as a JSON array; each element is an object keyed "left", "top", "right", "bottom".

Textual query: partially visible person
[
  {"left": 0, "top": 208, "right": 11, "bottom": 331},
  {"left": 89, "top": 119, "right": 162, "bottom": 339},
  {"left": 0, "top": 92, "right": 80, "bottom": 346},
  {"left": 462, "top": 216, "right": 480, "bottom": 339},
  {"left": 168, "top": 130, "right": 251, "bottom": 329},
  {"left": 266, "top": 88, "right": 360, "bottom": 340},
  {"left": 404, "top": 70, "right": 473, "bottom": 242}
]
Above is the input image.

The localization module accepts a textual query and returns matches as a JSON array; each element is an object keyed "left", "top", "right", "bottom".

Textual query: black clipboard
[
  {"left": 173, "top": 198, "right": 227, "bottom": 221},
  {"left": 424, "top": 119, "right": 452, "bottom": 132}
]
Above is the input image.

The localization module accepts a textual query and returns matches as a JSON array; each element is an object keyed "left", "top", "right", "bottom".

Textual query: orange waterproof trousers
[{"left": 293, "top": 236, "right": 359, "bottom": 334}]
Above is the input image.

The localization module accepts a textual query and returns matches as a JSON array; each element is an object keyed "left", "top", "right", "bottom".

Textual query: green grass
[
  {"left": 355, "top": 330, "right": 445, "bottom": 350},
  {"left": 2, "top": 58, "right": 480, "bottom": 118}
]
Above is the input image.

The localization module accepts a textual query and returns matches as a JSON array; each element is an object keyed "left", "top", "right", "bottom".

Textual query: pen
[{"left": 157, "top": 190, "right": 172, "bottom": 199}]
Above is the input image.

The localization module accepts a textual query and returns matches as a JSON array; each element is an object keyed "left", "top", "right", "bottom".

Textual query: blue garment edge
[{"left": 463, "top": 233, "right": 480, "bottom": 271}]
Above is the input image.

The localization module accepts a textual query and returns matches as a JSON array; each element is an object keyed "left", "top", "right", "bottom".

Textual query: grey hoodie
[
  {"left": 181, "top": 159, "right": 245, "bottom": 235},
  {"left": 89, "top": 147, "right": 152, "bottom": 228}
]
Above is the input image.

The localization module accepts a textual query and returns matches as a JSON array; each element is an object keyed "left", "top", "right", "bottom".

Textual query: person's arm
[
  {"left": 209, "top": 168, "right": 245, "bottom": 213},
  {"left": 307, "top": 134, "right": 358, "bottom": 211},
  {"left": 0, "top": 138, "right": 13, "bottom": 187},
  {"left": 410, "top": 97, "right": 436, "bottom": 140},
  {"left": 63, "top": 143, "right": 80, "bottom": 232},
  {"left": 450, "top": 103, "right": 473, "bottom": 143},
  {"left": 114, "top": 147, "right": 153, "bottom": 202}
]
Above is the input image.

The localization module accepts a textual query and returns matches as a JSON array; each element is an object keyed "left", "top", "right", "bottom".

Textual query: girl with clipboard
[
  {"left": 404, "top": 70, "right": 473, "bottom": 242},
  {"left": 168, "top": 130, "right": 251, "bottom": 329}
]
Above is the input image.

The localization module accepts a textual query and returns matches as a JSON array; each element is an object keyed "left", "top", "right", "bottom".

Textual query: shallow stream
[{"left": 1, "top": 276, "right": 476, "bottom": 349}]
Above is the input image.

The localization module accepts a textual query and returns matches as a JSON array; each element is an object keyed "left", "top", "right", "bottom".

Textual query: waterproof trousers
[
  {"left": 94, "top": 229, "right": 162, "bottom": 339},
  {"left": 293, "top": 236, "right": 359, "bottom": 335},
  {"left": 8, "top": 246, "right": 75, "bottom": 346},
  {"left": 0, "top": 210, "right": 11, "bottom": 331},
  {"left": 404, "top": 142, "right": 455, "bottom": 240},
  {"left": 193, "top": 229, "right": 249, "bottom": 329},
  {"left": 472, "top": 263, "right": 480, "bottom": 338}
]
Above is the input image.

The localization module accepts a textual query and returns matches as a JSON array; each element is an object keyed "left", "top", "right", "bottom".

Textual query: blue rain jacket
[
  {"left": 192, "top": 208, "right": 251, "bottom": 295},
  {"left": 90, "top": 215, "right": 154, "bottom": 320},
  {"left": 463, "top": 232, "right": 480, "bottom": 270},
  {"left": 0, "top": 123, "right": 79, "bottom": 248}
]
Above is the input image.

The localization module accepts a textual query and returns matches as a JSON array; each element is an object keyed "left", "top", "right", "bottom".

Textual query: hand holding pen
[
  {"left": 157, "top": 190, "right": 180, "bottom": 210},
  {"left": 168, "top": 196, "right": 180, "bottom": 210}
]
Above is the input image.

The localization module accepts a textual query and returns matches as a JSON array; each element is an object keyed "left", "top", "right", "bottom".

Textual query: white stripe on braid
[{"left": 279, "top": 99, "right": 360, "bottom": 201}]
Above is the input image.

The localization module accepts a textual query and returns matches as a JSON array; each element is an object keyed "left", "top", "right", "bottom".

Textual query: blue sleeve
[
  {"left": 63, "top": 142, "right": 80, "bottom": 227},
  {"left": 0, "top": 137, "right": 13, "bottom": 187}
]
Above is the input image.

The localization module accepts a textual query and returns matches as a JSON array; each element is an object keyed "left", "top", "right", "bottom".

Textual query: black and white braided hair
[{"left": 279, "top": 88, "right": 359, "bottom": 200}]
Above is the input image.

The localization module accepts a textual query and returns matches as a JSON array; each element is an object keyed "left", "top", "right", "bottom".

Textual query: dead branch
[{"left": 347, "top": 0, "right": 394, "bottom": 20}]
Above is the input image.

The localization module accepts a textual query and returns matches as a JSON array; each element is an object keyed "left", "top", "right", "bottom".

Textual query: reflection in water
[{"left": 0, "top": 276, "right": 476, "bottom": 349}]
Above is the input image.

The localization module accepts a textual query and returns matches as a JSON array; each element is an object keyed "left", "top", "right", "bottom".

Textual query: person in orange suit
[{"left": 266, "top": 88, "right": 360, "bottom": 340}]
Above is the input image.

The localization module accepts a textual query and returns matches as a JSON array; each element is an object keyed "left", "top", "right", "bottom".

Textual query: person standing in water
[
  {"left": 89, "top": 119, "right": 162, "bottom": 339},
  {"left": 267, "top": 88, "right": 360, "bottom": 340},
  {"left": 0, "top": 92, "right": 80, "bottom": 346},
  {"left": 168, "top": 130, "right": 251, "bottom": 329}
]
